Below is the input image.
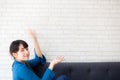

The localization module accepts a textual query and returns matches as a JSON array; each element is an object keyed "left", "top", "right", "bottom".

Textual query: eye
[
  {"left": 21, "top": 49, "right": 24, "bottom": 52},
  {"left": 26, "top": 48, "right": 29, "bottom": 51}
]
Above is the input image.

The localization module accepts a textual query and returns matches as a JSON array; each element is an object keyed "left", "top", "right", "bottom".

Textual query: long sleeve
[
  {"left": 12, "top": 61, "right": 55, "bottom": 80},
  {"left": 42, "top": 68, "right": 55, "bottom": 80},
  {"left": 17, "top": 65, "right": 42, "bottom": 80},
  {"left": 27, "top": 50, "right": 46, "bottom": 68}
]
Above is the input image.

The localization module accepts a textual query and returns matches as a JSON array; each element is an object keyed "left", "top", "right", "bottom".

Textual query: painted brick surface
[{"left": 0, "top": 0, "right": 120, "bottom": 79}]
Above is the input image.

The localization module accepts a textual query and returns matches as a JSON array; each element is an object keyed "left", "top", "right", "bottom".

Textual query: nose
[{"left": 24, "top": 49, "right": 29, "bottom": 55}]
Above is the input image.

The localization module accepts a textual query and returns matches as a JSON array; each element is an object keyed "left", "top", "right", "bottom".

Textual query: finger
[
  {"left": 56, "top": 56, "right": 64, "bottom": 61},
  {"left": 58, "top": 56, "right": 64, "bottom": 60},
  {"left": 28, "top": 29, "right": 33, "bottom": 35}
]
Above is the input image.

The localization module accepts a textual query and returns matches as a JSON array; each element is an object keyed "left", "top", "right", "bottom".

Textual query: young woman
[{"left": 9, "top": 29, "right": 69, "bottom": 80}]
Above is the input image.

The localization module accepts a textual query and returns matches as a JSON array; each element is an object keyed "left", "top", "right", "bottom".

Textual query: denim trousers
[{"left": 56, "top": 75, "right": 70, "bottom": 80}]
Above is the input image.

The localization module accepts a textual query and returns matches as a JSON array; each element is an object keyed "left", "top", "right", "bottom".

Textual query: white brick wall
[{"left": 0, "top": 0, "right": 120, "bottom": 79}]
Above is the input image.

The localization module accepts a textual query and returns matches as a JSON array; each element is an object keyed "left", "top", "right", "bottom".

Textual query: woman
[{"left": 9, "top": 29, "right": 69, "bottom": 80}]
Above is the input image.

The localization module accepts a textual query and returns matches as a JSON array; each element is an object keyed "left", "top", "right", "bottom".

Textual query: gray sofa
[{"left": 34, "top": 62, "right": 120, "bottom": 80}]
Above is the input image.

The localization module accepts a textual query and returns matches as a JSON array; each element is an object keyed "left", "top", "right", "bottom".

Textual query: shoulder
[
  {"left": 12, "top": 61, "right": 27, "bottom": 74},
  {"left": 12, "top": 61, "right": 37, "bottom": 79}
]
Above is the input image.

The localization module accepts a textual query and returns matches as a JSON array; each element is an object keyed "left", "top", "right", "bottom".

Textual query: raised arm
[
  {"left": 28, "top": 29, "right": 64, "bottom": 71},
  {"left": 28, "top": 29, "right": 43, "bottom": 58}
]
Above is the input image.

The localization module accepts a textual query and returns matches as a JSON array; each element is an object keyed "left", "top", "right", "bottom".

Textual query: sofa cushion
[{"left": 34, "top": 62, "right": 120, "bottom": 80}]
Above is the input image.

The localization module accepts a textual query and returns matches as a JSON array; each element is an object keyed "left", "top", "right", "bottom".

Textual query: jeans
[{"left": 56, "top": 75, "right": 70, "bottom": 80}]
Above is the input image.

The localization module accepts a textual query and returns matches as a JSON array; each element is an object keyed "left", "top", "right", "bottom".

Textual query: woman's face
[{"left": 13, "top": 44, "right": 30, "bottom": 62}]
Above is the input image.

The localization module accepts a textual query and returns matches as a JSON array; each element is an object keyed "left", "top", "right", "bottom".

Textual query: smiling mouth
[{"left": 23, "top": 54, "right": 29, "bottom": 57}]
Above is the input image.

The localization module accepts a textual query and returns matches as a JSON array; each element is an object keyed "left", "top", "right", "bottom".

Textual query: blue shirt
[{"left": 12, "top": 52, "right": 55, "bottom": 80}]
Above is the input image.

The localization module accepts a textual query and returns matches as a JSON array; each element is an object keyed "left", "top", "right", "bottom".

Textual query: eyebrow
[
  {"left": 21, "top": 47, "right": 28, "bottom": 50},
  {"left": 20, "top": 47, "right": 25, "bottom": 50}
]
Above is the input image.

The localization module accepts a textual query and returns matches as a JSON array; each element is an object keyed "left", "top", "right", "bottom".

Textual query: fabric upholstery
[{"left": 34, "top": 62, "right": 120, "bottom": 80}]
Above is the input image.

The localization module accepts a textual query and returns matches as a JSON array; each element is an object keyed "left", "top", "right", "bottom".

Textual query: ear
[{"left": 12, "top": 53, "right": 18, "bottom": 58}]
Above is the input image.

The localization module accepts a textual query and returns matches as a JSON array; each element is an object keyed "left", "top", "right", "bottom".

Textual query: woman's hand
[
  {"left": 49, "top": 56, "right": 64, "bottom": 70},
  {"left": 51, "top": 56, "right": 64, "bottom": 65},
  {"left": 28, "top": 29, "right": 37, "bottom": 39}
]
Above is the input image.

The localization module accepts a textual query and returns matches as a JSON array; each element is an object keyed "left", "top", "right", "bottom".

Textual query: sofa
[{"left": 34, "top": 62, "right": 120, "bottom": 80}]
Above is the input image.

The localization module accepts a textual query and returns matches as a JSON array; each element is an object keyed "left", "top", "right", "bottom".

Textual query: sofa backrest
[{"left": 34, "top": 62, "right": 120, "bottom": 80}]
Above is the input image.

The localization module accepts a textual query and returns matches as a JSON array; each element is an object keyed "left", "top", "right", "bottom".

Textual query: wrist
[{"left": 49, "top": 63, "right": 55, "bottom": 70}]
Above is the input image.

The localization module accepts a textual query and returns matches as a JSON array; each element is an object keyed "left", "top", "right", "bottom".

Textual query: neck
[{"left": 15, "top": 58, "right": 26, "bottom": 63}]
